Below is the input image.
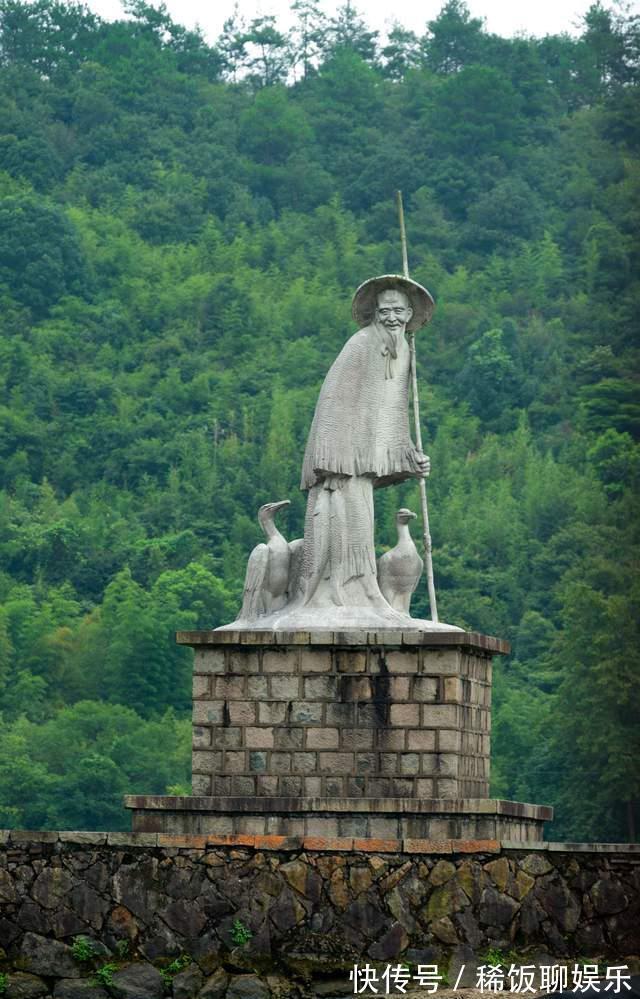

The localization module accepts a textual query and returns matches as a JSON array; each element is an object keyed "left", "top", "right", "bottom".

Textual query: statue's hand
[{"left": 412, "top": 450, "right": 430, "bottom": 477}]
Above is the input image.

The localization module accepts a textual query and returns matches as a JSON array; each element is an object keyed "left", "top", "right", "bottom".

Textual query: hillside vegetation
[{"left": 0, "top": 0, "right": 638, "bottom": 838}]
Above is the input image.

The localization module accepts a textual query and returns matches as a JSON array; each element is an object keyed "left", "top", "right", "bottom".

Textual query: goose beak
[{"left": 271, "top": 500, "right": 291, "bottom": 513}]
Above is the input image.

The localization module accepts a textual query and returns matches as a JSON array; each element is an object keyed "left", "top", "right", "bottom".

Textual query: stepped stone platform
[{"left": 125, "top": 630, "right": 552, "bottom": 842}]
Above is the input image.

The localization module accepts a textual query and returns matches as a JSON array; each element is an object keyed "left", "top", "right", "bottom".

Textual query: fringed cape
[{"left": 301, "top": 323, "right": 420, "bottom": 491}]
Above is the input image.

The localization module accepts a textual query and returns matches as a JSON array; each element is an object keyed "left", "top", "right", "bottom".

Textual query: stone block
[
  {"left": 326, "top": 703, "right": 355, "bottom": 725},
  {"left": 368, "top": 817, "right": 400, "bottom": 839},
  {"left": 306, "top": 728, "right": 339, "bottom": 749},
  {"left": 228, "top": 702, "right": 255, "bottom": 725},
  {"left": 386, "top": 651, "right": 419, "bottom": 673},
  {"left": 438, "top": 754, "right": 460, "bottom": 777},
  {"left": 389, "top": 677, "right": 410, "bottom": 700},
  {"left": 341, "top": 675, "right": 373, "bottom": 701},
  {"left": 435, "top": 778, "right": 459, "bottom": 797},
  {"left": 247, "top": 676, "right": 268, "bottom": 700},
  {"left": 280, "top": 776, "right": 303, "bottom": 796},
  {"left": 415, "top": 778, "right": 434, "bottom": 796},
  {"left": 192, "top": 775, "right": 211, "bottom": 794},
  {"left": 300, "top": 650, "right": 332, "bottom": 672},
  {"left": 326, "top": 777, "right": 344, "bottom": 795},
  {"left": 58, "top": 831, "right": 108, "bottom": 845},
  {"left": 358, "top": 703, "right": 386, "bottom": 727},
  {"left": 355, "top": 753, "right": 377, "bottom": 773},
  {"left": 206, "top": 816, "right": 235, "bottom": 834},
  {"left": 367, "top": 778, "right": 392, "bottom": 795},
  {"left": 224, "top": 751, "right": 246, "bottom": 774},
  {"left": 192, "top": 751, "right": 222, "bottom": 774},
  {"left": 400, "top": 753, "right": 420, "bottom": 775},
  {"left": 422, "top": 704, "right": 459, "bottom": 728},
  {"left": 257, "top": 776, "right": 279, "bottom": 795},
  {"left": 228, "top": 651, "right": 259, "bottom": 674},
  {"left": 292, "top": 752, "right": 317, "bottom": 773},
  {"left": 347, "top": 776, "right": 367, "bottom": 795},
  {"left": 304, "top": 676, "right": 338, "bottom": 700},
  {"left": 420, "top": 754, "right": 439, "bottom": 774},
  {"left": 439, "top": 729, "right": 462, "bottom": 752},
  {"left": 443, "top": 677, "right": 463, "bottom": 702},
  {"left": 420, "top": 649, "right": 460, "bottom": 674},
  {"left": 274, "top": 728, "right": 304, "bottom": 750},
  {"left": 380, "top": 753, "right": 398, "bottom": 773},
  {"left": 193, "top": 701, "right": 224, "bottom": 725},
  {"left": 290, "top": 702, "right": 323, "bottom": 724},
  {"left": 413, "top": 677, "right": 438, "bottom": 702},
  {"left": 230, "top": 776, "right": 255, "bottom": 795},
  {"left": 304, "top": 777, "right": 322, "bottom": 795},
  {"left": 193, "top": 675, "right": 210, "bottom": 698},
  {"left": 262, "top": 651, "right": 291, "bottom": 673},
  {"left": 195, "top": 650, "right": 225, "bottom": 674},
  {"left": 270, "top": 676, "right": 300, "bottom": 700},
  {"left": 319, "top": 752, "right": 354, "bottom": 772},
  {"left": 271, "top": 752, "right": 292, "bottom": 773},
  {"left": 335, "top": 650, "right": 367, "bottom": 673},
  {"left": 377, "top": 729, "right": 405, "bottom": 750},
  {"left": 193, "top": 726, "right": 211, "bottom": 749},
  {"left": 249, "top": 752, "right": 267, "bottom": 772},
  {"left": 337, "top": 814, "right": 368, "bottom": 837},
  {"left": 305, "top": 817, "right": 339, "bottom": 837},
  {"left": 214, "top": 676, "right": 246, "bottom": 699},
  {"left": 211, "top": 727, "right": 242, "bottom": 748},
  {"left": 237, "top": 816, "right": 266, "bottom": 835},
  {"left": 390, "top": 703, "right": 420, "bottom": 726},
  {"left": 407, "top": 730, "right": 436, "bottom": 751},
  {"left": 258, "top": 702, "right": 287, "bottom": 725},
  {"left": 340, "top": 729, "right": 374, "bottom": 750},
  {"left": 213, "top": 776, "right": 231, "bottom": 794},
  {"left": 390, "top": 778, "right": 414, "bottom": 796},
  {"left": 245, "top": 727, "right": 274, "bottom": 749}
]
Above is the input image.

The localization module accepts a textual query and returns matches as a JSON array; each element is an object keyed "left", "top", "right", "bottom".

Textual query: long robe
[{"left": 300, "top": 323, "right": 422, "bottom": 603}]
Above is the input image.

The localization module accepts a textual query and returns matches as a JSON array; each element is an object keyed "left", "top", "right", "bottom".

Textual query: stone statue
[
  {"left": 377, "top": 508, "right": 423, "bottom": 614},
  {"left": 298, "top": 277, "right": 431, "bottom": 615},
  {"left": 219, "top": 274, "right": 459, "bottom": 631},
  {"left": 236, "top": 500, "right": 303, "bottom": 622}
]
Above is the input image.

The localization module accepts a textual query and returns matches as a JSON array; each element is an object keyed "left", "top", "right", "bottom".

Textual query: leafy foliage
[{"left": 0, "top": 0, "right": 637, "bottom": 839}]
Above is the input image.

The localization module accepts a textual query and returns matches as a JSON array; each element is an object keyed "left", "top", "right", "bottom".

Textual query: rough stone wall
[
  {"left": 1, "top": 832, "right": 639, "bottom": 998},
  {"left": 191, "top": 641, "right": 492, "bottom": 800}
]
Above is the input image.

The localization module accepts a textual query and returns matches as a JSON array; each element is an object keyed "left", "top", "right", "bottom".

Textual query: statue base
[
  {"left": 124, "top": 629, "right": 552, "bottom": 844},
  {"left": 125, "top": 794, "right": 551, "bottom": 842},
  {"left": 218, "top": 599, "right": 463, "bottom": 634}
]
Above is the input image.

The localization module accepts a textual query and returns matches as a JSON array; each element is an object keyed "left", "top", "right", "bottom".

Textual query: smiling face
[{"left": 375, "top": 289, "right": 413, "bottom": 335}]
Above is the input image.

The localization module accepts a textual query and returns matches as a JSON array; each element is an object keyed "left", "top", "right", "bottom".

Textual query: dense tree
[{"left": 0, "top": 0, "right": 637, "bottom": 836}]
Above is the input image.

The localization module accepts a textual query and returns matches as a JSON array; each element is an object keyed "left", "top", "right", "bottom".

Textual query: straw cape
[{"left": 300, "top": 313, "right": 426, "bottom": 492}]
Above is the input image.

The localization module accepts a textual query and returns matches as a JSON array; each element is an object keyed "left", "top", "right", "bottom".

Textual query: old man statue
[
  {"left": 299, "top": 275, "right": 432, "bottom": 615},
  {"left": 221, "top": 273, "right": 457, "bottom": 631}
]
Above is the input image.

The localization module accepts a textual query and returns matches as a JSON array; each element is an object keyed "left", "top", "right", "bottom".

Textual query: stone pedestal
[{"left": 125, "top": 630, "right": 552, "bottom": 841}]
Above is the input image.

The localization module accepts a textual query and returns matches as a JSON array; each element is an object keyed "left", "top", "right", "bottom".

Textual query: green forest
[{"left": 0, "top": 0, "right": 638, "bottom": 840}]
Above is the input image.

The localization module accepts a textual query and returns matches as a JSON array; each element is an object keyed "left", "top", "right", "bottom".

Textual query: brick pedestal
[
  {"left": 125, "top": 630, "right": 552, "bottom": 842},
  {"left": 188, "top": 632, "right": 498, "bottom": 799}
]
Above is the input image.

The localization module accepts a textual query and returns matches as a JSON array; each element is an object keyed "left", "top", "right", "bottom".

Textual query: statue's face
[{"left": 375, "top": 289, "right": 413, "bottom": 334}]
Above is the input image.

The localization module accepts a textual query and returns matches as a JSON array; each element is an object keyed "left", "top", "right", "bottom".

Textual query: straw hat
[{"left": 351, "top": 274, "right": 435, "bottom": 333}]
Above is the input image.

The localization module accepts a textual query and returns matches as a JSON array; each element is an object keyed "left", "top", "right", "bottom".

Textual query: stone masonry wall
[
  {"left": 189, "top": 638, "right": 493, "bottom": 800},
  {"left": 1, "top": 831, "right": 638, "bottom": 999}
]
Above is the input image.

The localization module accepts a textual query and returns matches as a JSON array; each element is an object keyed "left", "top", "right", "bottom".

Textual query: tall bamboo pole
[{"left": 396, "top": 190, "right": 439, "bottom": 623}]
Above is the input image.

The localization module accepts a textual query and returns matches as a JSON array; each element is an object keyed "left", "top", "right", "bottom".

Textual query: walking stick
[{"left": 396, "top": 190, "right": 439, "bottom": 623}]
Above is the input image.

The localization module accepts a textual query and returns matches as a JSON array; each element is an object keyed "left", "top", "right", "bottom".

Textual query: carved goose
[
  {"left": 377, "top": 508, "right": 423, "bottom": 614},
  {"left": 238, "top": 500, "right": 292, "bottom": 621}
]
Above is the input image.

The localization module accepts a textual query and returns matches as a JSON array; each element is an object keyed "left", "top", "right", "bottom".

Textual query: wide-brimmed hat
[{"left": 351, "top": 274, "right": 435, "bottom": 333}]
